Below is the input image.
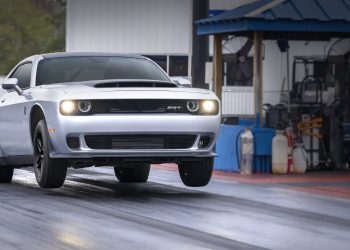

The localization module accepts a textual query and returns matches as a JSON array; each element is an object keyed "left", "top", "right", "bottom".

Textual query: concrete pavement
[{"left": 0, "top": 165, "right": 349, "bottom": 250}]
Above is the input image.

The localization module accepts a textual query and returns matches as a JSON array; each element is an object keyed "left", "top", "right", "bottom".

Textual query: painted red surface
[{"left": 154, "top": 164, "right": 350, "bottom": 200}]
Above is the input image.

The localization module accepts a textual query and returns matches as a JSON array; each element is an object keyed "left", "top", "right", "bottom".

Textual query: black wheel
[
  {"left": 178, "top": 158, "right": 214, "bottom": 187},
  {"left": 113, "top": 164, "right": 150, "bottom": 183},
  {"left": 0, "top": 167, "right": 14, "bottom": 183},
  {"left": 33, "top": 120, "right": 67, "bottom": 188}
]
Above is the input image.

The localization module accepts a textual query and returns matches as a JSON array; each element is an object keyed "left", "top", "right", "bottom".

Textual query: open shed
[
  {"left": 196, "top": 0, "right": 350, "bottom": 120},
  {"left": 197, "top": 0, "right": 350, "bottom": 170}
]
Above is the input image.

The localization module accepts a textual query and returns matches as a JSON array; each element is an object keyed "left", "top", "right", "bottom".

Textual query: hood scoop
[{"left": 94, "top": 81, "right": 177, "bottom": 88}]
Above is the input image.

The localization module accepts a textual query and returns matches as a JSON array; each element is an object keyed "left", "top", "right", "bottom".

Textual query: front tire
[
  {"left": 0, "top": 167, "right": 14, "bottom": 183},
  {"left": 114, "top": 164, "right": 150, "bottom": 183},
  {"left": 33, "top": 120, "right": 67, "bottom": 188},
  {"left": 178, "top": 158, "right": 214, "bottom": 187}
]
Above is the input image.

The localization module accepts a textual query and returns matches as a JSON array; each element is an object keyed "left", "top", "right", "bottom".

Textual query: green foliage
[{"left": 0, "top": 0, "right": 65, "bottom": 75}]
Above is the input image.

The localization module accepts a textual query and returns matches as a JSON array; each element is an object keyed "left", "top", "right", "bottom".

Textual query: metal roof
[{"left": 197, "top": 0, "right": 350, "bottom": 39}]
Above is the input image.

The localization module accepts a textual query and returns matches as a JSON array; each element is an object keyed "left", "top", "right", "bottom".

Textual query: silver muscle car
[{"left": 0, "top": 53, "right": 220, "bottom": 188}]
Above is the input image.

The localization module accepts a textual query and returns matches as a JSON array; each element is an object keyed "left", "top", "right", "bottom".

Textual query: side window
[
  {"left": 169, "top": 56, "right": 188, "bottom": 77},
  {"left": 10, "top": 63, "right": 32, "bottom": 89}
]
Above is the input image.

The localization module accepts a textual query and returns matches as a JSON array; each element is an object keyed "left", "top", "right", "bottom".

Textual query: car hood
[{"left": 39, "top": 82, "right": 216, "bottom": 100}]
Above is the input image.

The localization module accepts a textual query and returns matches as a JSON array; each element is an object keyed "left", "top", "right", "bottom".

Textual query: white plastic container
[
  {"left": 292, "top": 143, "right": 307, "bottom": 173},
  {"left": 272, "top": 130, "right": 288, "bottom": 174},
  {"left": 240, "top": 128, "right": 254, "bottom": 174}
]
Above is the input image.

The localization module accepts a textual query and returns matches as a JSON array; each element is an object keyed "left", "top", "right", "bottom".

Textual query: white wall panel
[
  {"left": 222, "top": 88, "right": 280, "bottom": 115},
  {"left": 262, "top": 40, "right": 329, "bottom": 92},
  {"left": 210, "top": 0, "right": 256, "bottom": 10},
  {"left": 67, "top": 0, "right": 331, "bottom": 116},
  {"left": 67, "top": 0, "right": 192, "bottom": 54}
]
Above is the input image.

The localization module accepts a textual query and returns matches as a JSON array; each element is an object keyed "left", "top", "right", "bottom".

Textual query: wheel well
[{"left": 30, "top": 106, "right": 45, "bottom": 140}]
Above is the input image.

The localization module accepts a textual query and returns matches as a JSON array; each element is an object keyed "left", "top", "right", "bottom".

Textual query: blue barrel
[
  {"left": 251, "top": 127, "right": 275, "bottom": 173},
  {"left": 214, "top": 124, "right": 246, "bottom": 172}
]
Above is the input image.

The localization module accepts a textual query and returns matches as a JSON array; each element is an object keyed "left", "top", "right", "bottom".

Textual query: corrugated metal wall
[
  {"left": 67, "top": 0, "right": 192, "bottom": 54},
  {"left": 210, "top": 0, "right": 256, "bottom": 11},
  {"left": 66, "top": 0, "right": 330, "bottom": 116}
]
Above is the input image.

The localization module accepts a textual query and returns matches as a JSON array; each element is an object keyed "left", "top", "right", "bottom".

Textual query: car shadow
[
  {"left": 65, "top": 175, "right": 210, "bottom": 200},
  {"left": 10, "top": 169, "right": 211, "bottom": 202}
]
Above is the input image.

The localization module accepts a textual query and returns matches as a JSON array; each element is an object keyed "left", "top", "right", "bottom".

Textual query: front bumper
[{"left": 47, "top": 114, "right": 220, "bottom": 159}]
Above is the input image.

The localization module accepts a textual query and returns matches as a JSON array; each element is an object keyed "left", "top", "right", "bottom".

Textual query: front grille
[
  {"left": 84, "top": 134, "right": 196, "bottom": 149},
  {"left": 89, "top": 99, "right": 189, "bottom": 114}
]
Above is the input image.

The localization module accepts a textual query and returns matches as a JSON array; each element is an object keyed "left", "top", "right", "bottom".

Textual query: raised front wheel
[{"left": 33, "top": 120, "right": 67, "bottom": 188}]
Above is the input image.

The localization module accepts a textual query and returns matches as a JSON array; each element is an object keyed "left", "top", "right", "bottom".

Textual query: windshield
[{"left": 36, "top": 56, "right": 170, "bottom": 85}]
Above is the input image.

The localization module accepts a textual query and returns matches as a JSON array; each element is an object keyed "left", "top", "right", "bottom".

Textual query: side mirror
[{"left": 2, "top": 78, "right": 23, "bottom": 95}]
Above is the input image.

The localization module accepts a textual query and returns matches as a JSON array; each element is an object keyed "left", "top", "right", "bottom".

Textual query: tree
[{"left": 0, "top": 0, "right": 66, "bottom": 75}]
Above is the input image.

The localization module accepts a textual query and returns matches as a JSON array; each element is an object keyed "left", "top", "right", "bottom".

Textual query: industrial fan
[{"left": 222, "top": 36, "right": 254, "bottom": 86}]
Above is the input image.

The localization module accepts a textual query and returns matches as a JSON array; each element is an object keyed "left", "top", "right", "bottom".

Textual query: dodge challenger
[{"left": 0, "top": 53, "right": 220, "bottom": 188}]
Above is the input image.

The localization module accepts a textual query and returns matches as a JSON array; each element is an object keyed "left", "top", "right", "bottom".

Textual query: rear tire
[
  {"left": 114, "top": 164, "right": 150, "bottom": 183},
  {"left": 0, "top": 167, "right": 14, "bottom": 183},
  {"left": 178, "top": 158, "right": 213, "bottom": 187},
  {"left": 33, "top": 120, "right": 67, "bottom": 188}
]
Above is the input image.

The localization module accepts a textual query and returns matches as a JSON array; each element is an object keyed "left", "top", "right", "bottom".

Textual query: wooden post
[
  {"left": 213, "top": 35, "right": 222, "bottom": 101},
  {"left": 253, "top": 31, "right": 263, "bottom": 126}
]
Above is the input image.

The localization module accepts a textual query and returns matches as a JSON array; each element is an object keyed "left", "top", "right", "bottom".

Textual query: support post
[
  {"left": 191, "top": 0, "right": 209, "bottom": 89},
  {"left": 213, "top": 35, "right": 222, "bottom": 101},
  {"left": 253, "top": 31, "right": 263, "bottom": 126},
  {"left": 286, "top": 48, "right": 291, "bottom": 113}
]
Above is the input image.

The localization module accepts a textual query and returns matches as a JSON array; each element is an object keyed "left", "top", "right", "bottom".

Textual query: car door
[{"left": 0, "top": 62, "right": 33, "bottom": 157}]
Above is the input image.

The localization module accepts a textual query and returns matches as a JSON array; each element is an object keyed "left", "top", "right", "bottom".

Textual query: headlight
[
  {"left": 201, "top": 100, "right": 217, "bottom": 114},
  {"left": 186, "top": 100, "right": 218, "bottom": 115},
  {"left": 186, "top": 100, "right": 200, "bottom": 113},
  {"left": 60, "top": 100, "right": 76, "bottom": 115},
  {"left": 78, "top": 100, "right": 92, "bottom": 113},
  {"left": 60, "top": 100, "right": 93, "bottom": 115}
]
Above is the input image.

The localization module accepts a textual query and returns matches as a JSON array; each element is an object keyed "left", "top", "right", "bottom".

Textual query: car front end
[
  {"left": 25, "top": 53, "right": 221, "bottom": 187},
  {"left": 44, "top": 87, "right": 220, "bottom": 166}
]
